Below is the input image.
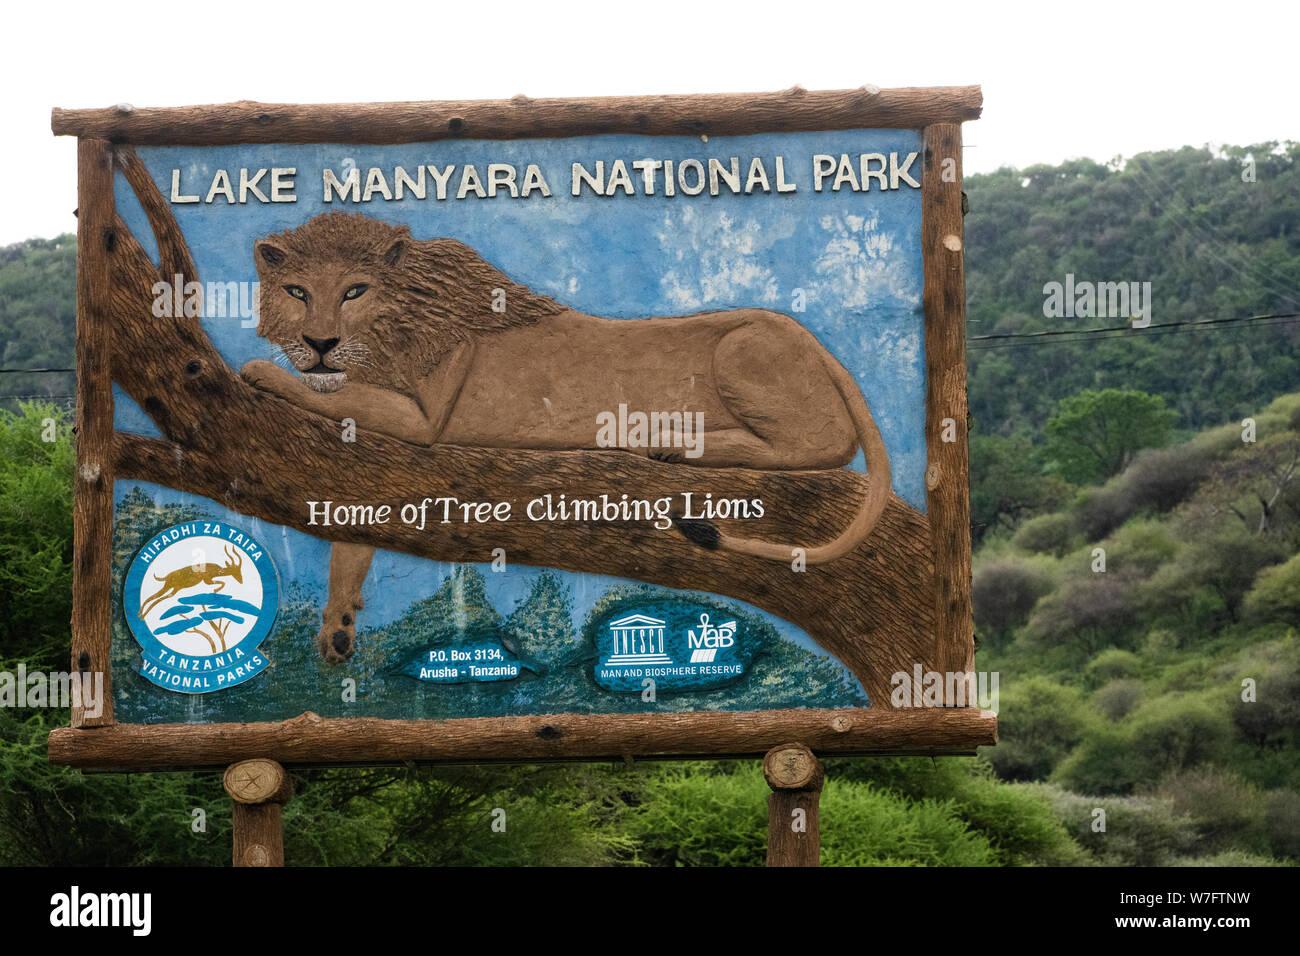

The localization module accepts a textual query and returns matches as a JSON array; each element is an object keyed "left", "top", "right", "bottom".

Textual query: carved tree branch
[{"left": 105, "top": 147, "right": 944, "bottom": 707}]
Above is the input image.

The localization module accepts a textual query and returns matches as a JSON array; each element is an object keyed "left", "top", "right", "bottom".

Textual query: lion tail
[{"left": 693, "top": 352, "right": 892, "bottom": 565}]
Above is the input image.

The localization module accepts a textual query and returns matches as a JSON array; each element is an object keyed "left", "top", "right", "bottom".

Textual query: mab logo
[{"left": 687, "top": 613, "right": 736, "bottom": 663}]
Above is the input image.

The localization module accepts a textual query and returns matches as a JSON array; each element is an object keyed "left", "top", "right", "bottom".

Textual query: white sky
[{"left": 2, "top": 0, "right": 1296, "bottom": 244}]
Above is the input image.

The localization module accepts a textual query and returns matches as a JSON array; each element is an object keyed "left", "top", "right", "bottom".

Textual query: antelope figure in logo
[{"left": 138, "top": 544, "right": 245, "bottom": 619}]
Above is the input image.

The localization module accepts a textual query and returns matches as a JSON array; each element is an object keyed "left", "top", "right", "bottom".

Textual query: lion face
[
  {"left": 253, "top": 215, "right": 409, "bottom": 393},
  {"left": 251, "top": 212, "right": 566, "bottom": 394}
]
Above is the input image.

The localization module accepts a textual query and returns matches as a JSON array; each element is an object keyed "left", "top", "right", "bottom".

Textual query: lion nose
[{"left": 303, "top": 335, "right": 339, "bottom": 357}]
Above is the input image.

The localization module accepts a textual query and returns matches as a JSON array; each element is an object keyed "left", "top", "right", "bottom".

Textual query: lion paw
[
  {"left": 318, "top": 607, "right": 357, "bottom": 663},
  {"left": 241, "top": 358, "right": 278, "bottom": 388},
  {"left": 241, "top": 359, "right": 300, "bottom": 397}
]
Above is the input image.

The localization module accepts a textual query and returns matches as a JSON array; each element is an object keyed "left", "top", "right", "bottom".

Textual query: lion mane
[{"left": 254, "top": 212, "right": 566, "bottom": 387}]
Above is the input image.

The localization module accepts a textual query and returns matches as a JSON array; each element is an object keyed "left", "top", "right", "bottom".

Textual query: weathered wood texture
[
  {"left": 763, "top": 742, "right": 823, "bottom": 790},
  {"left": 230, "top": 804, "right": 284, "bottom": 867},
  {"left": 86, "top": 145, "right": 970, "bottom": 710},
  {"left": 764, "top": 743, "right": 824, "bottom": 867},
  {"left": 48, "top": 708, "right": 997, "bottom": 769},
  {"left": 52, "top": 86, "right": 982, "bottom": 145},
  {"left": 224, "top": 758, "right": 291, "bottom": 867},
  {"left": 223, "top": 757, "right": 293, "bottom": 804},
  {"left": 922, "top": 124, "right": 974, "bottom": 677},
  {"left": 71, "top": 138, "right": 115, "bottom": 727}
]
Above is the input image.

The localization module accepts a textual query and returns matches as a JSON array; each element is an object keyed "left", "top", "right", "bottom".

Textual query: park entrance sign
[{"left": 48, "top": 88, "right": 994, "bottom": 785}]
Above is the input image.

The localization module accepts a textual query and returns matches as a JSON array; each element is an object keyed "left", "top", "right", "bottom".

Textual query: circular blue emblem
[{"left": 123, "top": 521, "right": 279, "bottom": 694}]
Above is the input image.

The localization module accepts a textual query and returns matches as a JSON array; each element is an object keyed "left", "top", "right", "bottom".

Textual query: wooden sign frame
[{"left": 48, "top": 87, "right": 994, "bottom": 772}]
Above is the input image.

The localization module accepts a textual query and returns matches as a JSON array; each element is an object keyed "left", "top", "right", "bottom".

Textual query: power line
[
  {"left": 969, "top": 310, "right": 1300, "bottom": 341},
  {"left": 970, "top": 314, "right": 1300, "bottom": 353},
  {"left": 967, "top": 310, "right": 1300, "bottom": 350},
  {"left": 969, "top": 316, "right": 1300, "bottom": 352},
  {"left": 0, "top": 367, "right": 74, "bottom": 374}
]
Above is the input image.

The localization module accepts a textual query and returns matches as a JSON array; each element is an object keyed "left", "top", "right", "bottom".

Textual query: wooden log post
[
  {"left": 223, "top": 758, "right": 293, "bottom": 867},
  {"left": 763, "top": 743, "right": 824, "bottom": 867},
  {"left": 52, "top": 87, "right": 983, "bottom": 144},
  {"left": 49, "top": 707, "right": 998, "bottom": 769},
  {"left": 921, "top": 122, "right": 975, "bottom": 678},
  {"left": 71, "top": 137, "right": 115, "bottom": 728}
]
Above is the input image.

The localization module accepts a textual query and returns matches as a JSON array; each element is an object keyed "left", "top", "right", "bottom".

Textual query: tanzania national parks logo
[{"left": 123, "top": 522, "right": 279, "bottom": 693}]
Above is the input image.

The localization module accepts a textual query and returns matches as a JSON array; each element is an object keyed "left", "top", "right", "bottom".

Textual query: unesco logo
[{"left": 123, "top": 521, "right": 279, "bottom": 693}]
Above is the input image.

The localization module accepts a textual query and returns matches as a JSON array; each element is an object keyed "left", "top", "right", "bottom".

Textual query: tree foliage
[
  {"left": 966, "top": 143, "right": 1300, "bottom": 442},
  {"left": 1044, "top": 388, "right": 1177, "bottom": 485},
  {"left": 0, "top": 402, "right": 73, "bottom": 664}
]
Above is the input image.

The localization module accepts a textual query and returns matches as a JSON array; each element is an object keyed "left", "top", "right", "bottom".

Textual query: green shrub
[
  {"left": 1086, "top": 649, "right": 1141, "bottom": 688},
  {"left": 1244, "top": 553, "right": 1300, "bottom": 627},
  {"left": 1052, "top": 725, "right": 1140, "bottom": 795},
  {"left": 1012, "top": 512, "right": 1077, "bottom": 557},
  {"left": 0, "top": 402, "right": 73, "bottom": 664},
  {"left": 820, "top": 781, "right": 996, "bottom": 866},
  {"left": 1122, "top": 443, "right": 1212, "bottom": 514},
  {"left": 1127, "top": 695, "right": 1235, "bottom": 783},
  {"left": 1020, "top": 571, "right": 1138, "bottom": 655},
  {"left": 1046, "top": 785, "right": 1199, "bottom": 865},
  {"left": 1057, "top": 695, "right": 1234, "bottom": 795},
  {"left": 337, "top": 763, "right": 638, "bottom": 867},
  {"left": 984, "top": 677, "right": 1092, "bottom": 782},
  {"left": 1154, "top": 768, "right": 1266, "bottom": 855},
  {"left": 1107, "top": 518, "right": 1179, "bottom": 575},
  {"left": 626, "top": 762, "right": 1012, "bottom": 867},
  {"left": 1141, "top": 523, "right": 1287, "bottom": 626},
  {"left": 1142, "top": 628, "right": 1180, "bottom": 655},
  {"left": 1263, "top": 788, "right": 1300, "bottom": 861},
  {"left": 972, "top": 558, "right": 1052, "bottom": 640},
  {"left": 1192, "top": 421, "right": 1250, "bottom": 459},
  {"left": 1069, "top": 445, "right": 1211, "bottom": 541},
  {"left": 0, "top": 710, "right": 229, "bottom": 866},
  {"left": 831, "top": 756, "right": 1087, "bottom": 866},
  {"left": 1230, "top": 652, "right": 1300, "bottom": 748},
  {"left": 1073, "top": 483, "right": 1133, "bottom": 540},
  {"left": 943, "top": 773, "right": 1087, "bottom": 866},
  {"left": 1094, "top": 678, "right": 1143, "bottom": 720},
  {"left": 625, "top": 764, "right": 768, "bottom": 866}
]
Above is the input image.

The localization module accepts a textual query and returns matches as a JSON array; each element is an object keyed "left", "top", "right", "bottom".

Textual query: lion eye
[
  {"left": 284, "top": 285, "right": 308, "bottom": 301},
  {"left": 343, "top": 284, "right": 368, "bottom": 302}
]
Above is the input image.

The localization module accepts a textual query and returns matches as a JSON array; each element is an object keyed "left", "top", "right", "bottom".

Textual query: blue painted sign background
[{"left": 109, "top": 128, "right": 928, "bottom": 721}]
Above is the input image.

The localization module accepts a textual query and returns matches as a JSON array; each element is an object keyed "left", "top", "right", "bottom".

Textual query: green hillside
[
  {"left": 0, "top": 236, "right": 75, "bottom": 408},
  {"left": 971, "top": 392, "right": 1300, "bottom": 863},
  {"left": 966, "top": 142, "right": 1300, "bottom": 438}
]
